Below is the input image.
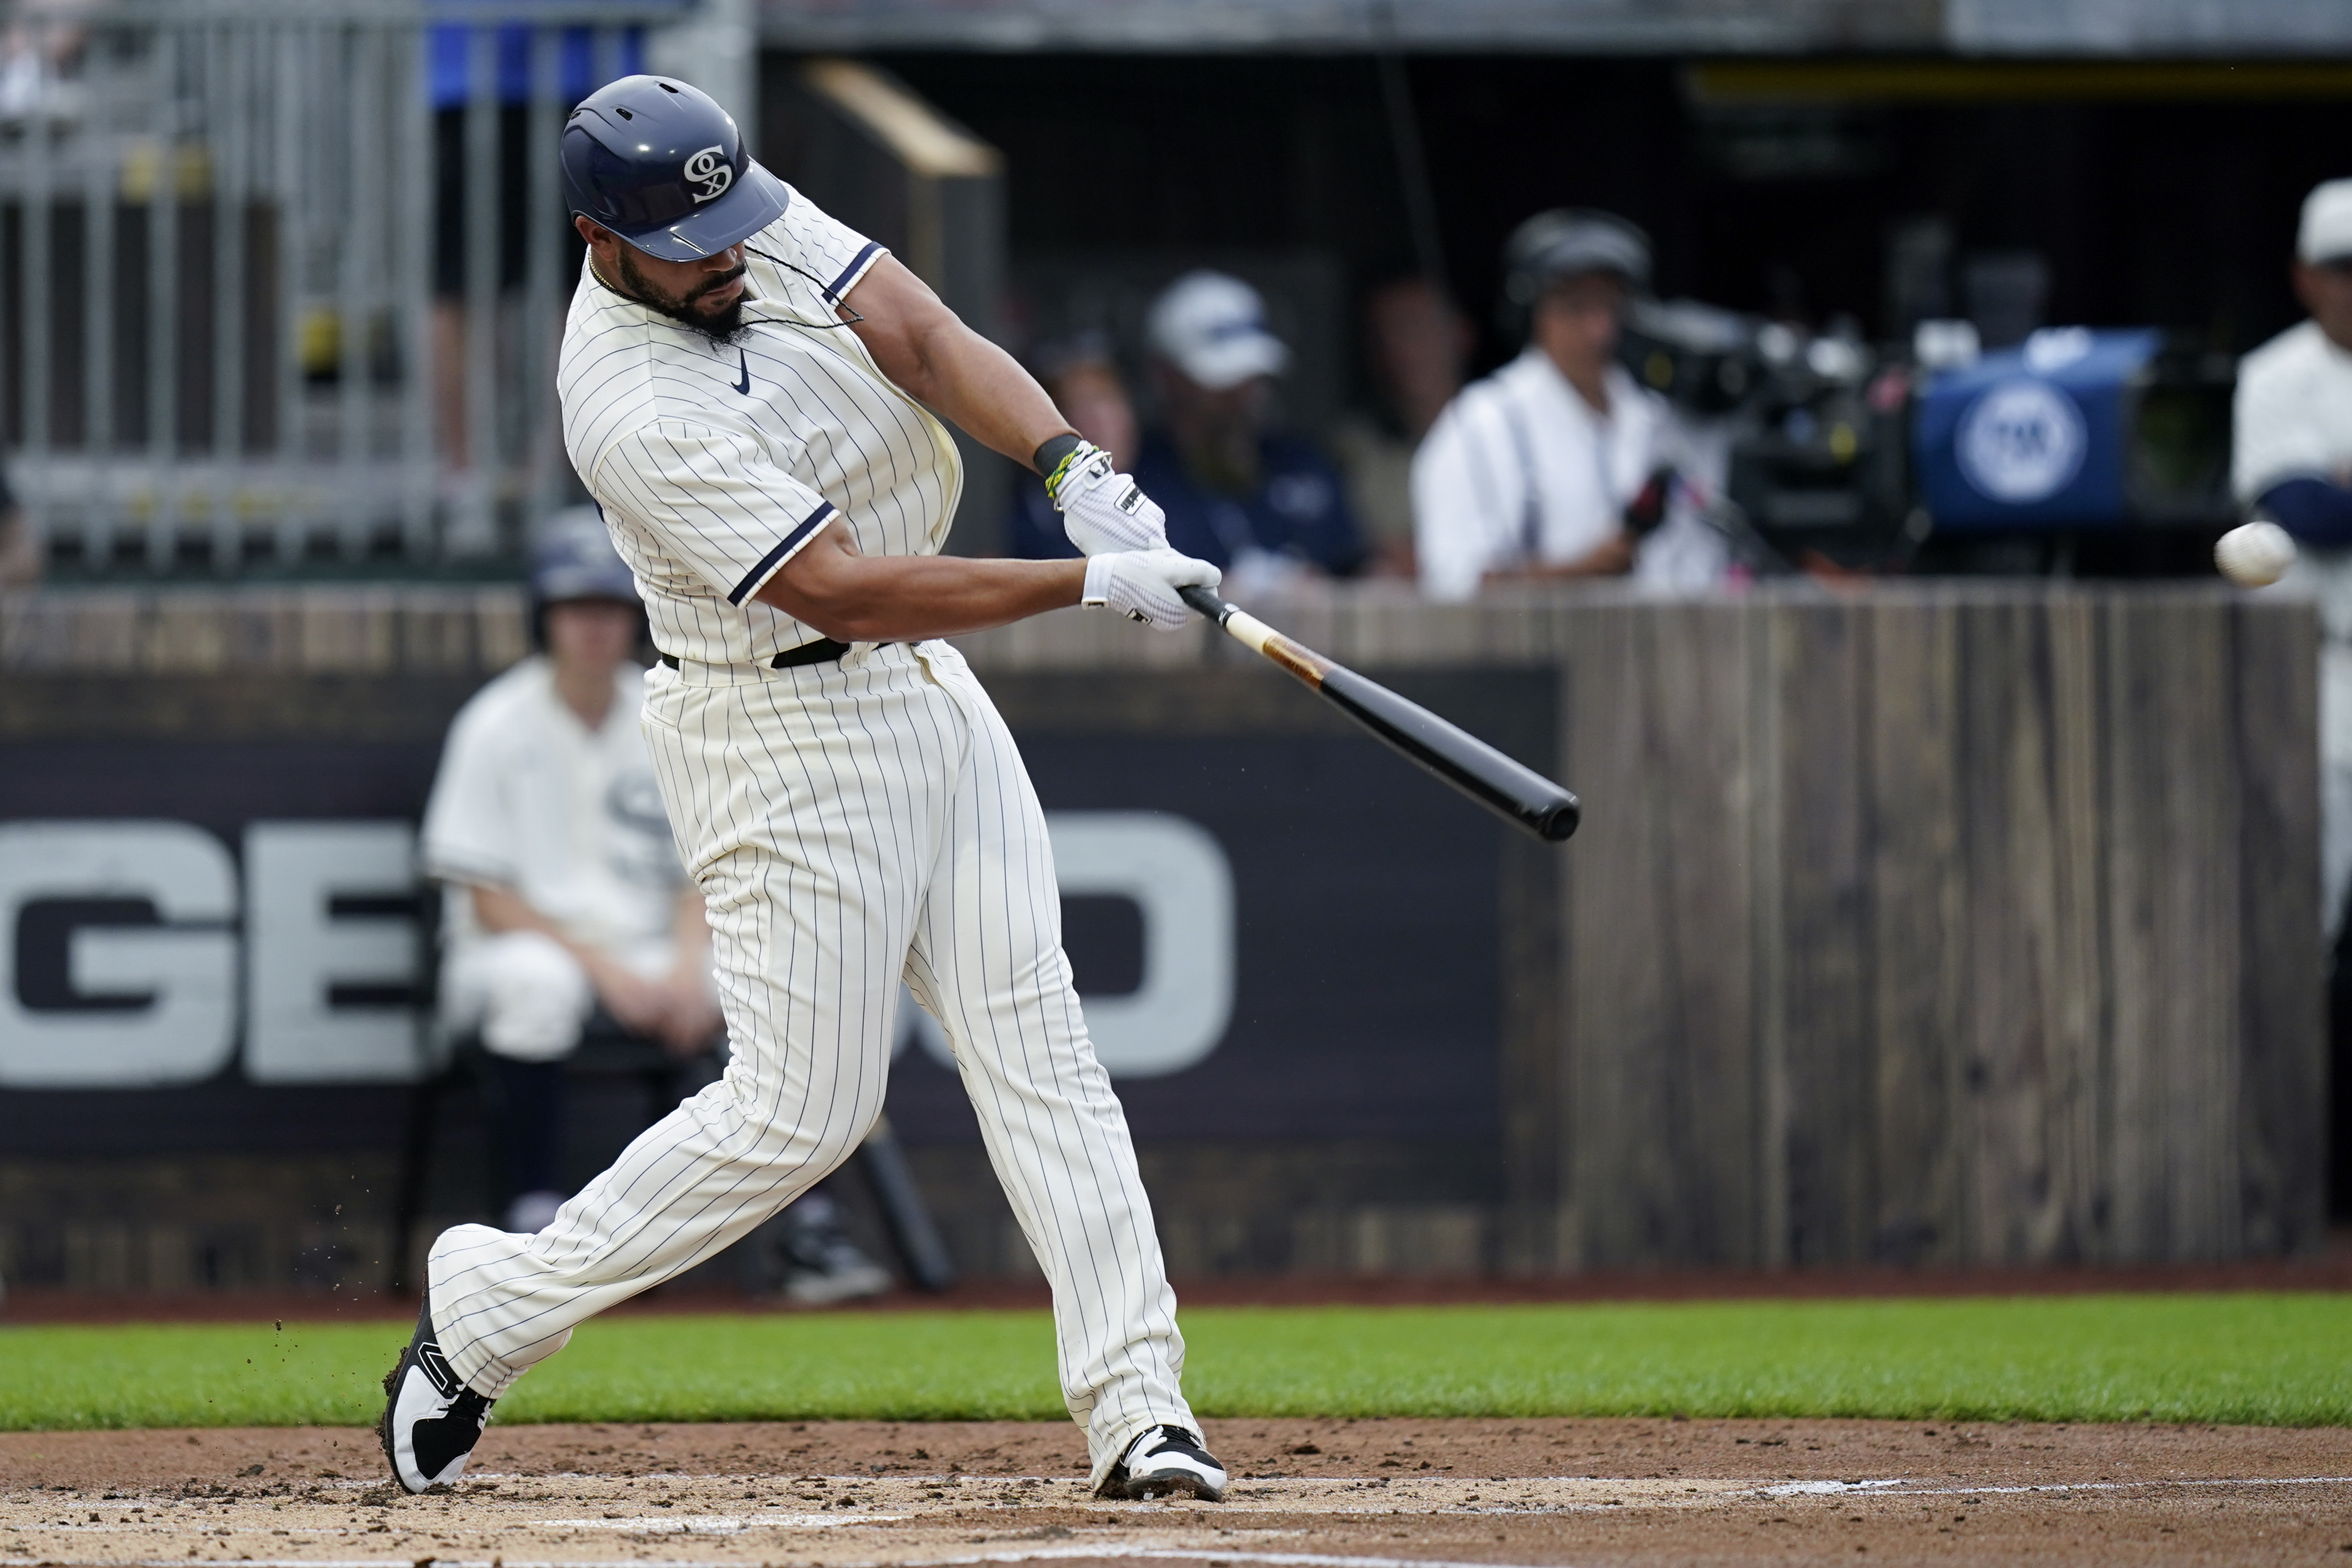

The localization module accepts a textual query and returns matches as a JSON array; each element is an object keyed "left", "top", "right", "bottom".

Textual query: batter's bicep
[
  {"left": 594, "top": 423, "right": 841, "bottom": 607},
  {"left": 840, "top": 257, "right": 957, "bottom": 387},
  {"left": 843, "top": 255, "right": 1072, "bottom": 465}
]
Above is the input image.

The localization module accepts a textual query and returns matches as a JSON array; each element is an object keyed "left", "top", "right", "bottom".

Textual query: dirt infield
[{"left": 4, "top": 1418, "right": 2348, "bottom": 1567}]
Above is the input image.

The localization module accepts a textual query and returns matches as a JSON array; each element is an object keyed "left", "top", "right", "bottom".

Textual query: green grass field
[{"left": 3, "top": 1295, "right": 2349, "bottom": 1433}]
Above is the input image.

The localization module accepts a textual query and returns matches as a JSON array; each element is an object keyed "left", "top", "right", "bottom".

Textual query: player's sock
[{"left": 379, "top": 1298, "right": 497, "bottom": 1493}]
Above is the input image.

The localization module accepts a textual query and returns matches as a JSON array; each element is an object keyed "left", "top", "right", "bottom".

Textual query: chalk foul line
[{"left": 1761, "top": 1475, "right": 2352, "bottom": 1499}]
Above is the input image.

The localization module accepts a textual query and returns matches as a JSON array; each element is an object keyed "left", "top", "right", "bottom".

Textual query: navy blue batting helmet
[{"left": 560, "top": 76, "right": 788, "bottom": 261}]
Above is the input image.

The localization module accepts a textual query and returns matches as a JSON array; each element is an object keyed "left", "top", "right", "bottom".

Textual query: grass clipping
[{"left": 3, "top": 1295, "right": 2349, "bottom": 1432}]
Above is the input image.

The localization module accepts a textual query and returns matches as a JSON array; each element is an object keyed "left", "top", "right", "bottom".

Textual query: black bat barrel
[
  {"left": 1178, "top": 584, "right": 1580, "bottom": 843},
  {"left": 1319, "top": 665, "right": 1581, "bottom": 842}
]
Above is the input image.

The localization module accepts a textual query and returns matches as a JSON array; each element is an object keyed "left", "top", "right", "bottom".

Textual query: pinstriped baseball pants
[{"left": 427, "top": 640, "right": 1198, "bottom": 1481}]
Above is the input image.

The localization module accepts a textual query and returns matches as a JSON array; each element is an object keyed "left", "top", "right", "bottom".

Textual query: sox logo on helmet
[{"left": 682, "top": 145, "right": 732, "bottom": 203}]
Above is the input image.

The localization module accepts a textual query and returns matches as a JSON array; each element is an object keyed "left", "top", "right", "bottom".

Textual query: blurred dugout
[{"left": 0, "top": 0, "right": 670, "bottom": 580}]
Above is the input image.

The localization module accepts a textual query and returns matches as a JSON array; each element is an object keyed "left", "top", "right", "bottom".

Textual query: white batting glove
[
  {"left": 1082, "top": 548, "right": 1221, "bottom": 631},
  {"left": 1049, "top": 440, "right": 1169, "bottom": 555}
]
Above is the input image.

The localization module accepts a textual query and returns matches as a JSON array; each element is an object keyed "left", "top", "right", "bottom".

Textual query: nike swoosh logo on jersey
[{"left": 733, "top": 349, "right": 752, "bottom": 395}]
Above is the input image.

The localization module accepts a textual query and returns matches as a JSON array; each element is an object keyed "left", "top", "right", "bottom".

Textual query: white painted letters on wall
[
  {"left": 0, "top": 821, "right": 239, "bottom": 1088},
  {"left": 243, "top": 821, "right": 423, "bottom": 1085},
  {"left": 1046, "top": 811, "right": 1235, "bottom": 1079}
]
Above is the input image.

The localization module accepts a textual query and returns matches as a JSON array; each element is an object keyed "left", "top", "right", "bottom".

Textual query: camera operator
[{"left": 1411, "top": 210, "right": 1723, "bottom": 601}]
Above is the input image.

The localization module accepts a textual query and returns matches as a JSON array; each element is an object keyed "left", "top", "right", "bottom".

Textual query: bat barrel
[
  {"left": 1179, "top": 582, "right": 1580, "bottom": 843},
  {"left": 1320, "top": 666, "right": 1581, "bottom": 841}
]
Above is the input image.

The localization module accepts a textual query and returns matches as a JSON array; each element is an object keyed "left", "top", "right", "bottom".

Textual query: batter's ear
[{"left": 574, "top": 215, "right": 613, "bottom": 247}]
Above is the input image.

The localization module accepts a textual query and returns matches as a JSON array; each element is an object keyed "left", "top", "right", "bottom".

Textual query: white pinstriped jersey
[{"left": 558, "top": 187, "right": 963, "bottom": 664}]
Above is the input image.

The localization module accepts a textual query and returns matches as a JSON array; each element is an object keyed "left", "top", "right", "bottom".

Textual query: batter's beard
[{"left": 616, "top": 250, "right": 751, "bottom": 345}]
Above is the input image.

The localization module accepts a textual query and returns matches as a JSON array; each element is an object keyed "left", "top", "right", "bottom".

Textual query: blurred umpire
[
  {"left": 1411, "top": 210, "right": 1723, "bottom": 599},
  {"left": 2238, "top": 179, "right": 2352, "bottom": 944},
  {"left": 2235, "top": 178, "right": 2352, "bottom": 1212}
]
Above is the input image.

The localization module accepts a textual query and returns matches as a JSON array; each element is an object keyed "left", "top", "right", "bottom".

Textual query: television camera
[{"left": 1620, "top": 301, "right": 2237, "bottom": 577}]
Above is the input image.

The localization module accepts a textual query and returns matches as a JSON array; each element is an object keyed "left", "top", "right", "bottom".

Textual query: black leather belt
[{"left": 660, "top": 637, "right": 853, "bottom": 672}]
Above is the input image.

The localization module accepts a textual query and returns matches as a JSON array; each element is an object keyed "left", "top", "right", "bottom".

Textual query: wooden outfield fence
[
  {"left": 1516, "top": 587, "right": 2323, "bottom": 1271},
  {"left": 0, "top": 582, "right": 2326, "bottom": 1281}
]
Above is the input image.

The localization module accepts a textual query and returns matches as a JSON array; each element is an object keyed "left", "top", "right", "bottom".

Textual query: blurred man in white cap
[
  {"left": 2235, "top": 177, "right": 2352, "bottom": 1213},
  {"left": 2237, "top": 178, "right": 2352, "bottom": 943},
  {"left": 1133, "top": 270, "right": 1365, "bottom": 595},
  {"left": 1411, "top": 209, "right": 1723, "bottom": 601},
  {"left": 2237, "top": 179, "right": 2352, "bottom": 550}
]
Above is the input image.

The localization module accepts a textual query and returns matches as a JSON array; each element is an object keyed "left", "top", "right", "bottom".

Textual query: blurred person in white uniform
[
  {"left": 1412, "top": 210, "right": 1725, "bottom": 600},
  {"left": 423, "top": 515, "right": 887, "bottom": 1301},
  {"left": 2236, "top": 178, "right": 2352, "bottom": 941}
]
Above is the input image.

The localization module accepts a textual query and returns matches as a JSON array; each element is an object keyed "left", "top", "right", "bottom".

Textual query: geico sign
[
  {"left": 0, "top": 820, "right": 419, "bottom": 1088},
  {"left": 893, "top": 811, "right": 1234, "bottom": 1082},
  {"left": 0, "top": 812, "right": 1235, "bottom": 1090}
]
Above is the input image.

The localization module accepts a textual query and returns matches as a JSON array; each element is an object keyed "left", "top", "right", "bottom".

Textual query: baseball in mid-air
[{"left": 2215, "top": 521, "right": 2297, "bottom": 588}]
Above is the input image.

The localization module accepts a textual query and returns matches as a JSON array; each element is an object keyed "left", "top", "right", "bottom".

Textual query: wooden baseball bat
[{"left": 1178, "top": 585, "right": 1580, "bottom": 843}]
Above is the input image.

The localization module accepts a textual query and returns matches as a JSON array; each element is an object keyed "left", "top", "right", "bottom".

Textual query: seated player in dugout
[
  {"left": 383, "top": 76, "right": 1230, "bottom": 1505},
  {"left": 1131, "top": 270, "right": 1367, "bottom": 594},
  {"left": 420, "top": 516, "right": 891, "bottom": 1303},
  {"left": 1410, "top": 209, "right": 1725, "bottom": 599}
]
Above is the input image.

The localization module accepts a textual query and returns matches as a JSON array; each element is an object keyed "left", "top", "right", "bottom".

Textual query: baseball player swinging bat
[{"left": 1176, "top": 585, "right": 1580, "bottom": 843}]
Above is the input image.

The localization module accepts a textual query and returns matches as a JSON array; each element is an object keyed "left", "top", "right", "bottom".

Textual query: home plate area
[{"left": 5, "top": 1419, "right": 2351, "bottom": 1567}]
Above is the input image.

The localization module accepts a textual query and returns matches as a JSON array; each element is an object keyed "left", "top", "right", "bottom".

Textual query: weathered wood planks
[
  {"left": 2, "top": 580, "right": 2322, "bottom": 1269},
  {"left": 1533, "top": 585, "right": 2325, "bottom": 1268}
]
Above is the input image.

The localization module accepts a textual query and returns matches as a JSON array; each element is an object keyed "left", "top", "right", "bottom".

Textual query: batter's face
[{"left": 576, "top": 217, "right": 750, "bottom": 342}]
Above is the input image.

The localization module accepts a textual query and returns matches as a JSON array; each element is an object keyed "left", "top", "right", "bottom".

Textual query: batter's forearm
[{"left": 756, "top": 533, "right": 1085, "bottom": 641}]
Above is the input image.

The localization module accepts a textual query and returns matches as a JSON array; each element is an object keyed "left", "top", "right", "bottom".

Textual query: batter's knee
[{"left": 802, "top": 1095, "right": 887, "bottom": 1181}]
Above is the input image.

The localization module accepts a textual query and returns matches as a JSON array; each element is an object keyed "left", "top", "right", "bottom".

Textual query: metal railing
[{"left": 0, "top": 0, "right": 682, "bottom": 578}]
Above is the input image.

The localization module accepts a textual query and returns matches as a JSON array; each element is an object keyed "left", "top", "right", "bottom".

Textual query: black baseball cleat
[
  {"left": 1096, "top": 1424, "right": 1228, "bottom": 1502},
  {"left": 379, "top": 1298, "right": 496, "bottom": 1493}
]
